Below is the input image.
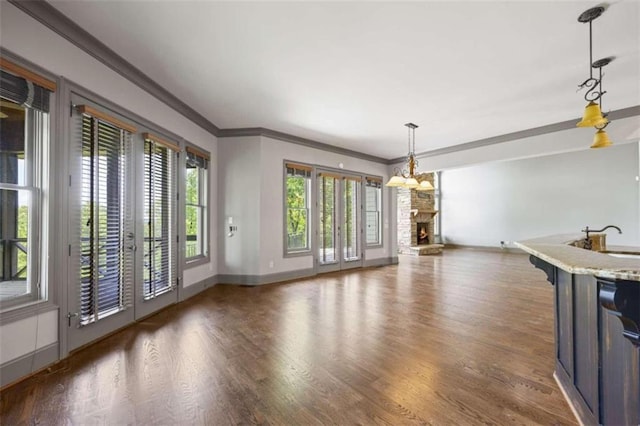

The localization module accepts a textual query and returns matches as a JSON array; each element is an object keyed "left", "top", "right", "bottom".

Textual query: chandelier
[
  {"left": 385, "top": 123, "right": 434, "bottom": 191},
  {"left": 576, "top": 6, "right": 614, "bottom": 148}
]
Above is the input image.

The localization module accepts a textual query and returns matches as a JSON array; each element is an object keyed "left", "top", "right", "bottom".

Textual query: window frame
[
  {"left": 364, "top": 176, "right": 383, "bottom": 248},
  {"left": 283, "top": 161, "right": 313, "bottom": 257},
  {"left": 0, "top": 57, "right": 55, "bottom": 316},
  {"left": 183, "top": 142, "right": 210, "bottom": 268}
]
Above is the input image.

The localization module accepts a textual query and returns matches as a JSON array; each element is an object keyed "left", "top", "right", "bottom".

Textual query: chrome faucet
[{"left": 581, "top": 225, "right": 622, "bottom": 250}]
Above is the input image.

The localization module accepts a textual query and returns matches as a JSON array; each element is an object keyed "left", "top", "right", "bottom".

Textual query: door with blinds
[
  {"left": 317, "top": 170, "right": 363, "bottom": 273},
  {"left": 67, "top": 100, "right": 179, "bottom": 351},
  {"left": 67, "top": 103, "right": 137, "bottom": 350}
]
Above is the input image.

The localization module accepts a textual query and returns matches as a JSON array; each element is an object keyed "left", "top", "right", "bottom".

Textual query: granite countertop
[{"left": 515, "top": 234, "right": 640, "bottom": 281}]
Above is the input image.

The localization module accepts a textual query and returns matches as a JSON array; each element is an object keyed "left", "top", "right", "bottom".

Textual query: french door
[
  {"left": 67, "top": 98, "right": 178, "bottom": 351},
  {"left": 317, "top": 171, "right": 363, "bottom": 273}
]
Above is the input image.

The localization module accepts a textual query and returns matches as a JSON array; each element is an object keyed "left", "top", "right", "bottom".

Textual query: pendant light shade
[
  {"left": 576, "top": 101, "right": 608, "bottom": 128},
  {"left": 404, "top": 177, "right": 419, "bottom": 188},
  {"left": 385, "top": 175, "right": 405, "bottom": 187},
  {"left": 415, "top": 180, "right": 434, "bottom": 191},
  {"left": 590, "top": 129, "right": 613, "bottom": 149}
]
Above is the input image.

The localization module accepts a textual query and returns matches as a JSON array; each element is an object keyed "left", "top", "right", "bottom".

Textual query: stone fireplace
[{"left": 397, "top": 173, "right": 443, "bottom": 256}]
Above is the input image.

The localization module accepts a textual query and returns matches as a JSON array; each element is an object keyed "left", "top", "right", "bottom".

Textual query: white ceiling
[{"left": 49, "top": 1, "right": 640, "bottom": 160}]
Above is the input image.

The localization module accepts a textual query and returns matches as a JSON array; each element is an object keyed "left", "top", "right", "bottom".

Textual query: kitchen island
[{"left": 517, "top": 235, "right": 639, "bottom": 426}]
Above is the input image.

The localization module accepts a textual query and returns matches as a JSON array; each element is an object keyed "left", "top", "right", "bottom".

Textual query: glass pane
[
  {"left": 0, "top": 99, "right": 27, "bottom": 185},
  {"left": 287, "top": 208, "right": 307, "bottom": 250},
  {"left": 286, "top": 174, "right": 309, "bottom": 251},
  {"left": 144, "top": 142, "right": 174, "bottom": 299},
  {"left": 365, "top": 186, "right": 381, "bottom": 245},
  {"left": 185, "top": 166, "right": 199, "bottom": 204},
  {"left": 286, "top": 176, "right": 307, "bottom": 208},
  {"left": 185, "top": 205, "right": 202, "bottom": 258},
  {"left": 0, "top": 188, "right": 31, "bottom": 301},
  {"left": 366, "top": 212, "right": 379, "bottom": 244},
  {"left": 343, "top": 179, "right": 360, "bottom": 261},
  {"left": 79, "top": 117, "right": 129, "bottom": 324},
  {"left": 318, "top": 176, "right": 336, "bottom": 264}
]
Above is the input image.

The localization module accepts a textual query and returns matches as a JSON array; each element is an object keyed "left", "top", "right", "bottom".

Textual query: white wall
[
  {"left": 0, "top": 2, "right": 217, "bottom": 367},
  {"left": 440, "top": 142, "right": 640, "bottom": 247},
  {"left": 217, "top": 136, "right": 262, "bottom": 275},
  {"left": 216, "top": 135, "right": 393, "bottom": 277},
  {"left": 0, "top": 310, "right": 57, "bottom": 365}
]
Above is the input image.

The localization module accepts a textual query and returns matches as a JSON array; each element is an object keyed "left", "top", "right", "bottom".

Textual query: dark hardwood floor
[{"left": 1, "top": 249, "right": 576, "bottom": 425}]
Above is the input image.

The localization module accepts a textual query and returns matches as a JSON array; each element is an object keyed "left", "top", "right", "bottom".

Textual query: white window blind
[
  {"left": 78, "top": 112, "right": 134, "bottom": 325},
  {"left": 143, "top": 137, "right": 177, "bottom": 299}
]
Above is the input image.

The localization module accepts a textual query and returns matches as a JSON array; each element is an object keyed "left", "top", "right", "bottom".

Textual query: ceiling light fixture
[
  {"left": 385, "top": 123, "right": 434, "bottom": 191},
  {"left": 576, "top": 6, "right": 615, "bottom": 148}
]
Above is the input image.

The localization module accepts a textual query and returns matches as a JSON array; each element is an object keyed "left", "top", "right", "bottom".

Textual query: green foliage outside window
[
  {"left": 286, "top": 175, "right": 309, "bottom": 251},
  {"left": 16, "top": 205, "right": 28, "bottom": 278},
  {"left": 185, "top": 165, "right": 202, "bottom": 258}
]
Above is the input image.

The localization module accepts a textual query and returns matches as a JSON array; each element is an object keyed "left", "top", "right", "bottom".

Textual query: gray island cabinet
[{"left": 517, "top": 235, "right": 639, "bottom": 426}]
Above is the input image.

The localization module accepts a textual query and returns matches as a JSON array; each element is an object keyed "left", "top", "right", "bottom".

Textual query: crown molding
[
  {"left": 7, "top": 0, "right": 221, "bottom": 136},
  {"left": 218, "top": 127, "right": 388, "bottom": 164},
  {"left": 390, "top": 105, "right": 640, "bottom": 164}
]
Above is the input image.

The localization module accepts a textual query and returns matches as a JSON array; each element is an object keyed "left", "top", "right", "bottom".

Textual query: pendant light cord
[{"left": 589, "top": 20, "right": 593, "bottom": 79}]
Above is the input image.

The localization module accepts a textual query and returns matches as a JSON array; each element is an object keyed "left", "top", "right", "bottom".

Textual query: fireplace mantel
[{"left": 410, "top": 209, "right": 439, "bottom": 216}]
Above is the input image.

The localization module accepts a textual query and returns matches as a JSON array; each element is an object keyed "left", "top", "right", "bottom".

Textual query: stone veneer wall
[{"left": 397, "top": 173, "right": 436, "bottom": 254}]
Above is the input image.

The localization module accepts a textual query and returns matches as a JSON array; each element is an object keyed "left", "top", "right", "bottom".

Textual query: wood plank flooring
[{"left": 1, "top": 249, "right": 576, "bottom": 425}]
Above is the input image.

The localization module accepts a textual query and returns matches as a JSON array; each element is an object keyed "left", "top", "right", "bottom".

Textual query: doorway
[
  {"left": 316, "top": 170, "right": 363, "bottom": 273},
  {"left": 66, "top": 97, "right": 178, "bottom": 351}
]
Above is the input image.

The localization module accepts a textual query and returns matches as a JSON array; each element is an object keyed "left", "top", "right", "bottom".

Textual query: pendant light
[
  {"left": 576, "top": 6, "right": 615, "bottom": 148},
  {"left": 385, "top": 123, "right": 434, "bottom": 190},
  {"left": 591, "top": 128, "right": 613, "bottom": 148}
]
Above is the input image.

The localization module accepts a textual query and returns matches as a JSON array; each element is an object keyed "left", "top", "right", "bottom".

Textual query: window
[
  {"left": 143, "top": 134, "right": 178, "bottom": 299},
  {"left": 0, "top": 66, "right": 53, "bottom": 309},
  {"left": 185, "top": 145, "right": 209, "bottom": 263},
  {"left": 77, "top": 106, "right": 135, "bottom": 325},
  {"left": 365, "top": 177, "right": 382, "bottom": 246},
  {"left": 284, "top": 163, "right": 311, "bottom": 255}
]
